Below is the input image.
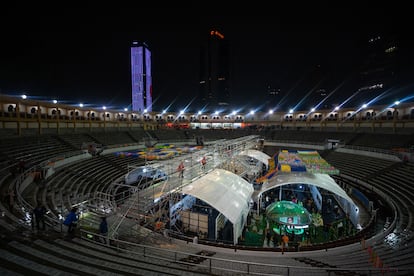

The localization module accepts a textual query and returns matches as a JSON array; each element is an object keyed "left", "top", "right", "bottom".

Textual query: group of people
[
  {"left": 264, "top": 227, "right": 290, "bottom": 252},
  {"left": 63, "top": 208, "right": 108, "bottom": 243},
  {"left": 176, "top": 156, "right": 208, "bottom": 178},
  {"left": 31, "top": 205, "right": 79, "bottom": 235},
  {"left": 32, "top": 204, "right": 108, "bottom": 244}
]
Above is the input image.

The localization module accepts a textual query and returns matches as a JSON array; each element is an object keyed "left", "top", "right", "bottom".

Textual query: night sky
[{"left": 1, "top": 4, "right": 411, "bottom": 112}]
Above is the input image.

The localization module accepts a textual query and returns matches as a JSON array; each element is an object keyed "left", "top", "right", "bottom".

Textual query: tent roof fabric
[
  {"left": 259, "top": 173, "right": 354, "bottom": 204},
  {"left": 181, "top": 169, "right": 254, "bottom": 224},
  {"left": 239, "top": 149, "right": 271, "bottom": 167}
]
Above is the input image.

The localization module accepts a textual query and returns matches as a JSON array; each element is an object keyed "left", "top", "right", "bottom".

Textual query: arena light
[{"left": 21, "top": 94, "right": 27, "bottom": 99}]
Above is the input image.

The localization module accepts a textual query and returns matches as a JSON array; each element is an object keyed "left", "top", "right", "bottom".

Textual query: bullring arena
[{"left": 1, "top": 94, "right": 414, "bottom": 275}]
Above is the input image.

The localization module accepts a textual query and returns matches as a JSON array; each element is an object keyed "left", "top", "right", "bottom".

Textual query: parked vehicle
[{"left": 125, "top": 165, "right": 168, "bottom": 185}]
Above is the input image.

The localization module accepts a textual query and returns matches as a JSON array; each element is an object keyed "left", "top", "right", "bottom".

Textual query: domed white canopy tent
[
  {"left": 257, "top": 172, "right": 359, "bottom": 225},
  {"left": 181, "top": 168, "right": 254, "bottom": 245}
]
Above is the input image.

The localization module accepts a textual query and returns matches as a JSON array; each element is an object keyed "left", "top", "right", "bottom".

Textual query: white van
[{"left": 125, "top": 165, "right": 168, "bottom": 185}]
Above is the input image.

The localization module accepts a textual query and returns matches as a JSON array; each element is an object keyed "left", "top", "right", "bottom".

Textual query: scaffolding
[{"left": 108, "top": 135, "right": 262, "bottom": 238}]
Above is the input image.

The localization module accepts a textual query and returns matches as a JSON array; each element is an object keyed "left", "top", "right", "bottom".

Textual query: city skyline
[{"left": 1, "top": 5, "right": 412, "bottom": 113}]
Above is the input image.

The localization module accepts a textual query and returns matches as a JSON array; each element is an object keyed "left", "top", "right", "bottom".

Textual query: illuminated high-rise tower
[
  {"left": 131, "top": 41, "right": 152, "bottom": 112},
  {"left": 199, "top": 30, "right": 231, "bottom": 109}
]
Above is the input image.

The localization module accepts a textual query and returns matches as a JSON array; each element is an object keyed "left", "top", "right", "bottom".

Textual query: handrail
[{"left": 79, "top": 228, "right": 402, "bottom": 275}]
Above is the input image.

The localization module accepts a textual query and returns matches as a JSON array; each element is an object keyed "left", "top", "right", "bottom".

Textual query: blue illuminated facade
[{"left": 131, "top": 41, "right": 152, "bottom": 112}]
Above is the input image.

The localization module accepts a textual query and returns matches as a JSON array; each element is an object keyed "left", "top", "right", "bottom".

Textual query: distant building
[
  {"left": 356, "top": 34, "right": 396, "bottom": 97},
  {"left": 131, "top": 41, "right": 152, "bottom": 112},
  {"left": 353, "top": 31, "right": 411, "bottom": 106},
  {"left": 199, "top": 30, "right": 231, "bottom": 109},
  {"left": 265, "top": 85, "right": 281, "bottom": 111},
  {"left": 308, "top": 31, "right": 411, "bottom": 110}
]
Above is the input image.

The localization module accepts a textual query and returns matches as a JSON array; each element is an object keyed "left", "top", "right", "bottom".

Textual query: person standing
[
  {"left": 7, "top": 188, "right": 15, "bottom": 211},
  {"left": 266, "top": 229, "right": 272, "bottom": 246},
  {"left": 33, "top": 204, "right": 47, "bottom": 231},
  {"left": 177, "top": 161, "right": 185, "bottom": 178},
  {"left": 99, "top": 217, "right": 108, "bottom": 244},
  {"left": 201, "top": 156, "right": 207, "bottom": 171},
  {"left": 163, "top": 228, "right": 171, "bottom": 242},
  {"left": 282, "top": 233, "right": 289, "bottom": 254},
  {"left": 63, "top": 207, "right": 78, "bottom": 234}
]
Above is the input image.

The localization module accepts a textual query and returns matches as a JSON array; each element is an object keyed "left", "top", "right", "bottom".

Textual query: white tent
[
  {"left": 239, "top": 149, "right": 271, "bottom": 167},
  {"left": 181, "top": 168, "right": 253, "bottom": 245},
  {"left": 259, "top": 172, "right": 354, "bottom": 204}
]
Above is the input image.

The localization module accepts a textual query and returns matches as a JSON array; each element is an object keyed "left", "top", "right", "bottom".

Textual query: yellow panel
[{"left": 281, "top": 164, "right": 291, "bottom": 172}]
